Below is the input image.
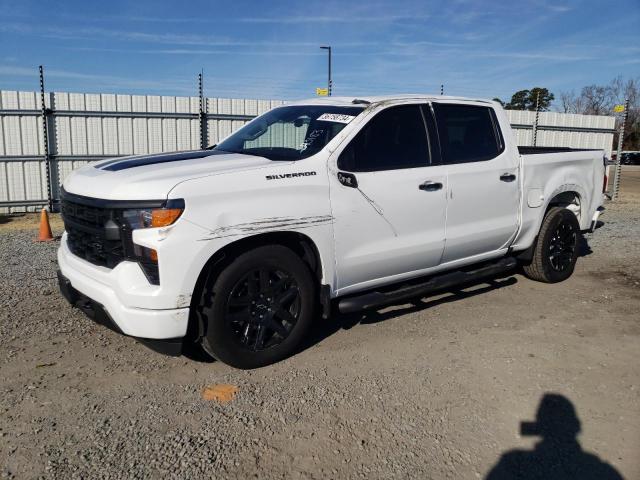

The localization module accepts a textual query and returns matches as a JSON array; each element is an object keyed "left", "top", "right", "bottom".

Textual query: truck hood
[{"left": 63, "top": 150, "right": 280, "bottom": 200}]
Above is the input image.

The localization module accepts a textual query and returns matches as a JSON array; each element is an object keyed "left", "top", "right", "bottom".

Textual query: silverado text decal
[{"left": 266, "top": 171, "right": 317, "bottom": 180}]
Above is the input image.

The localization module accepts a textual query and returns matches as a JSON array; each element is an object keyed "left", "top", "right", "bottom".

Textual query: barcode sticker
[{"left": 317, "top": 113, "right": 356, "bottom": 124}]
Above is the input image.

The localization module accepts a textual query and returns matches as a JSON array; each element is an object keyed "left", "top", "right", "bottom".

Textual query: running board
[{"left": 338, "top": 257, "right": 518, "bottom": 314}]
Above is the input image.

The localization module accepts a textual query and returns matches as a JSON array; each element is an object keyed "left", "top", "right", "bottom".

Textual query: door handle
[
  {"left": 419, "top": 181, "right": 443, "bottom": 192},
  {"left": 500, "top": 173, "right": 516, "bottom": 182}
]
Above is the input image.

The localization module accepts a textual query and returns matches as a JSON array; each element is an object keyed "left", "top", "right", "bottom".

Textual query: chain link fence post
[
  {"left": 38, "top": 66, "right": 55, "bottom": 212},
  {"left": 532, "top": 92, "right": 540, "bottom": 147},
  {"left": 611, "top": 98, "right": 630, "bottom": 201},
  {"left": 198, "top": 72, "right": 208, "bottom": 150}
]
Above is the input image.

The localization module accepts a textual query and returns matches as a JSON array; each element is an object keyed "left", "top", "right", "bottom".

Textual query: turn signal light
[
  {"left": 151, "top": 208, "right": 183, "bottom": 228},
  {"left": 133, "top": 200, "right": 185, "bottom": 229}
]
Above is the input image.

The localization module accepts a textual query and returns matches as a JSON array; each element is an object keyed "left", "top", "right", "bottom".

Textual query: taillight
[{"left": 603, "top": 173, "right": 608, "bottom": 193}]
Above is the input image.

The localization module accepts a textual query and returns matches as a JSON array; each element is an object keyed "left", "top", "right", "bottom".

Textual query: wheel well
[
  {"left": 517, "top": 192, "right": 582, "bottom": 263},
  {"left": 186, "top": 232, "right": 324, "bottom": 342},
  {"left": 546, "top": 191, "right": 581, "bottom": 223}
]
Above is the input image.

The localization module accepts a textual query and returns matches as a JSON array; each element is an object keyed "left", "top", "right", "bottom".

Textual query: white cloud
[
  {"left": 0, "top": 65, "right": 193, "bottom": 92},
  {"left": 238, "top": 13, "right": 430, "bottom": 24},
  {"left": 0, "top": 23, "right": 377, "bottom": 49},
  {"left": 478, "top": 52, "right": 594, "bottom": 61}
]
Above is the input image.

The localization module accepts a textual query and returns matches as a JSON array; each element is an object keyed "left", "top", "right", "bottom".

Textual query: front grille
[
  {"left": 61, "top": 200, "right": 128, "bottom": 268},
  {"left": 60, "top": 191, "right": 164, "bottom": 285},
  {"left": 61, "top": 201, "right": 110, "bottom": 229}
]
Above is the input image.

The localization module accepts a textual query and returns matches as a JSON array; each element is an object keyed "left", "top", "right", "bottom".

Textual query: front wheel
[
  {"left": 197, "top": 245, "right": 316, "bottom": 369},
  {"left": 522, "top": 206, "right": 580, "bottom": 283}
]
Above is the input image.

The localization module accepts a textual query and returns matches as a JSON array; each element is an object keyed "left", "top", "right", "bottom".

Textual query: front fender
[{"left": 167, "top": 156, "right": 335, "bottom": 299}]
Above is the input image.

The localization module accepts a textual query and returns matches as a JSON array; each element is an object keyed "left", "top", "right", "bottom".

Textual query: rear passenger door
[{"left": 431, "top": 102, "right": 519, "bottom": 263}]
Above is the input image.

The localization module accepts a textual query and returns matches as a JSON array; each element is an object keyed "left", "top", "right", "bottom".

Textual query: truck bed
[{"left": 511, "top": 148, "right": 606, "bottom": 252}]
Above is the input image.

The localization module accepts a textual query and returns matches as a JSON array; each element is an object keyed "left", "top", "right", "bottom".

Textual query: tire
[
  {"left": 197, "top": 245, "right": 316, "bottom": 369},
  {"left": 522, "top": 207, "right": 580, "bottom": 283}
]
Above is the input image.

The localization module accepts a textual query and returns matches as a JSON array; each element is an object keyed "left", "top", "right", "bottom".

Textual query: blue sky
[{"left": 0, "top": 0, "right": 638, "bottom": 104}]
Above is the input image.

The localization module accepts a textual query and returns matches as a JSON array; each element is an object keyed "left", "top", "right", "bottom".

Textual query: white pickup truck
[{"left": 57, "top": 95, "right": 607, "bottom": 368}]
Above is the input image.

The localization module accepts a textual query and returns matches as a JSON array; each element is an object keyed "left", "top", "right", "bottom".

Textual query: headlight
[
  {"left": 119, "top": 199, "right": 185, "bottom": 284},
  {"left": 122, "top": 199, "right": 185, "bottom": 230}
]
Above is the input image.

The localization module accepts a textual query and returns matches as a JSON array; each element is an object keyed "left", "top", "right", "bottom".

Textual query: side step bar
[{"left": 338, "top": 257, "right": 518, "bottom": 314}]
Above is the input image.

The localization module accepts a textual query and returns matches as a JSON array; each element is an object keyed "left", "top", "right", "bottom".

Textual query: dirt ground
[{"left": 1, "top": 168, "right": 639, "bottom": 479}]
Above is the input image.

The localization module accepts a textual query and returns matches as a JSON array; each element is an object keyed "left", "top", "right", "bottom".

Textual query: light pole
[{"left": 320, "top": 46, "right": 332, "bottom": 96}]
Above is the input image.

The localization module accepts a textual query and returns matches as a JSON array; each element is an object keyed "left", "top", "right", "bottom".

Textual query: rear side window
[
  {"left": 338, "top": 105, "right": 430, "bottom": 172},
  {"left": 432, "top": 104, "right": 503, "bottom": 164}
]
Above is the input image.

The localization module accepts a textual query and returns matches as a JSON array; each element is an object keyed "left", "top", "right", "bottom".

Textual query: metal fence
[
  {"left": 0, "top": 89, "right": 616, "bottom": 213},
  {"left": 507, "top": 109, "right": 616, "bottom": 155}
]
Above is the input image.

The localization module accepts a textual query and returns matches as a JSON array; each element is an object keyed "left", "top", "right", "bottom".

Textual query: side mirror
[{"left": 337, "top": 171, "right": 358, "bottom": 188}]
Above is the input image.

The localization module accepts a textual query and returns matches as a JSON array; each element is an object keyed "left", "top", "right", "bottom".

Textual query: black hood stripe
[
  {"left": 96, "top": 150, "right": 226, "bottom": 171},
  {"left": 93, "top": 150, "right": 193, "bottom": 169}
]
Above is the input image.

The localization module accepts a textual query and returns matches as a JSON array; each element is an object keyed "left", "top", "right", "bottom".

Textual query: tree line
[{"left": 494, "top": 77, "right": 639, "bottom": 151}]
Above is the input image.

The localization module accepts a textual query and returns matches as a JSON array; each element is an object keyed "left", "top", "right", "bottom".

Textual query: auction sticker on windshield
[{"left": 317, "top": 113, "right": 356, "bottom": 124}]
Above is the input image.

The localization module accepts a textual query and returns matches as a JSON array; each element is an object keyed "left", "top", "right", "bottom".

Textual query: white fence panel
[
  {"left": 1, "top": 90, "right": 616, "bottom": 213},
  {"left": 505, "top": 109, "right": 615, "bottom": 156}
]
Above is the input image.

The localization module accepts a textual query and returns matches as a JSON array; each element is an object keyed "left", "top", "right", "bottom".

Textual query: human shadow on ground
[{"left": 485, "top": 393, "right": 624, "bottom": 480}]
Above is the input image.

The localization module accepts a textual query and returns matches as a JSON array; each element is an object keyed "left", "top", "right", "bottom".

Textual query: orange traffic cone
[{"left": 36, "top": 208, "right": 54, "bottom": 242}]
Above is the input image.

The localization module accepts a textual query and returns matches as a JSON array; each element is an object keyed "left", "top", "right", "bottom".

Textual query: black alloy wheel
[
  {"left": 548, "top": 220, "right": 577, "bottom": 272},
  {"left": 198, "top": 245, "right": 316, "bottom": 369},
  {"left": 225, "top": 267, "right": 301, "bottom": 351},
  {"left": 522, "top": 206, "right": 581, "bottom": 283}
]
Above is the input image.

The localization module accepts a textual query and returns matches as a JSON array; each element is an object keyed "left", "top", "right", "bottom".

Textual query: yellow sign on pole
[
  {"left": 614, "top": 104, "right": 625, "bottom": 113},
  {"left": 316, "top": 88, "right": 329, "bottom": 96}
]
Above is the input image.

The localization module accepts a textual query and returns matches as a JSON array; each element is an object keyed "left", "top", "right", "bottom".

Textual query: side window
[
  {"left": 432, "top": 104, "right": 503, "bottom": 164},
  {"left": 338, "top": 105, "right": 429, "bottom": 172}
]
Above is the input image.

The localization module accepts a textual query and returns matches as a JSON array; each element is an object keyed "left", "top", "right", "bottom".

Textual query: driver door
[{"left": 329, "top": 104, "right": 448, "bottom": 294}]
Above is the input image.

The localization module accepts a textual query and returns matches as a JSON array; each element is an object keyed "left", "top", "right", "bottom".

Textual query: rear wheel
[
  {"left": 197, "top": 245, "right": 316, "bottom": 369},
  {"left": 522, "top": 207, "right": 580, "bottom": 283}
]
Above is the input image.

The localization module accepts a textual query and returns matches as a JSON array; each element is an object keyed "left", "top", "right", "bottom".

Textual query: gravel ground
[{"left": 1, "top": 168, "right": 639, "bottom": 479}]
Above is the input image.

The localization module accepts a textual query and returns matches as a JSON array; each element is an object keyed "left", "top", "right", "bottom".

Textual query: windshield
[{"left": 214, "top": 105, "right": 365, "bottom": 161}]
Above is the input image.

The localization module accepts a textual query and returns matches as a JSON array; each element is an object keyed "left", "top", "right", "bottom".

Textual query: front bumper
[
  {"left": 57, "top": 271, "right": 183, "bottom": 355},
  {"left": 57, "top": 235, "right": 189, "bottom": 344}
]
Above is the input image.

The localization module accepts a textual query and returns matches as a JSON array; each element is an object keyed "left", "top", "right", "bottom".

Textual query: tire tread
[
  {"left": 522, "top": 206, "right": 578, "bottom": 283},
  {"left": 197, "top": 244, "right": 315, "bottom": 369}
]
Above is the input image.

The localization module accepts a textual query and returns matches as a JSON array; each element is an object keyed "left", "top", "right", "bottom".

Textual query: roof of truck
[{"left": 289, "top": 94, "right": 496, "bottom": 106}]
